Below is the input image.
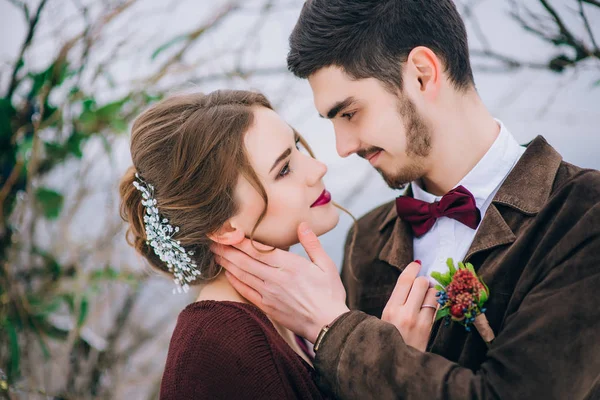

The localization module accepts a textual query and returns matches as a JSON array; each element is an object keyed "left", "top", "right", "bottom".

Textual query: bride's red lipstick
[{"left": 310, "top": 190, "right": 331, "bottom": 207}]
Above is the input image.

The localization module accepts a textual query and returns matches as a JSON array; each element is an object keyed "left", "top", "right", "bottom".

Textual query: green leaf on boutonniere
[
  {"left": 478, "top": 288, "right": 488, "bottom": 307},
  {"left": 431, "top": 271, "right": 451, "bottom": 287},
  {"left": 466, "top": 263, "right": 476, "bottom": 275},
  {"left": 446, "top": 258, "right": 457, "bottom": 275},
  {"left": 479, "top": 278, "right": 490, "bottom": 294},
  {"left": 436, "top": 307, "right": 450, "bottom": 320}
]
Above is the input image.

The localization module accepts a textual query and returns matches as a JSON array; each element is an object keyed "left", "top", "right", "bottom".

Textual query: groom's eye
[
  {"left": 295, "top": 136, "right": 311, "bottom": 156},
  {"left": 341, "top": 111, "right": 356, "bottom": 120}
]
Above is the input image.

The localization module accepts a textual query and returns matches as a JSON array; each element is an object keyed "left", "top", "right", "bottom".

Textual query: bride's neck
[
  {"left": 196, "top": 246, "right": 290, "bottom": 304},
  {"left": 196, "top": 271, "right": 248, "bottom": 304}
]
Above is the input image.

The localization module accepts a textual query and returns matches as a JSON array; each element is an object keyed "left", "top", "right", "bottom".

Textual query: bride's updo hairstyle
[{"left": 120, "top": 90, "right": 291, "bottom": 284}]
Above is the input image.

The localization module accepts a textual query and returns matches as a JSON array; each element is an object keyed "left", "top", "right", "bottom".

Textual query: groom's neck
[{"left": 421, "top": 92, "right": 499, "bottom": 196}]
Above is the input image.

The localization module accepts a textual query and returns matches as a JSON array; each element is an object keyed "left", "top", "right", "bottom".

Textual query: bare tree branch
[
  {"left": 6, "top": 0, "right": 49, "bottom": 99},
  {"left": 578, "top": 0, "right": 599, "bottom": 55},
  {"left": 582, "top": 0, "right": 600, "bottom": 7},
  {"left": 539, "top": 0, "right": 579, "bottom": 46},
  {"left": 184, "top": 65, "right": 289, "bottom": 86},
  {"left": 89, "top": 287, "right": 140, "bottom": 398},
  {"left": 470, "top": 49, "right": 549, "bottom": 70},
  {"left": 144, "top": 2, "right": 241, "bottom": 85},
  {"left": 5, "top": 0, "right": 29, "bottom": 20},
  {"left": 234, "top": 0, "right": 274, "bottom": 69},
  {"left": 468, "top": 0, "right": 600, "bottom": 75}
]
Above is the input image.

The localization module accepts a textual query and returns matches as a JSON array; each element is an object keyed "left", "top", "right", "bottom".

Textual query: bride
[{"left": 119, "top": 89, "right": 432, "bottom": 399}]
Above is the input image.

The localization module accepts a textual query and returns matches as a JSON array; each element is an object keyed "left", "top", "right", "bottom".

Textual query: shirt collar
[
  {"left": 411, "top": 119, "right": 524, "bottom": 208},
  {"left": 378, "top": 135, "right": 563, "bottom": 232}
]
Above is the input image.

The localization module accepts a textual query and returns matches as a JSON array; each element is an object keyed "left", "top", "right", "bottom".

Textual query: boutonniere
[{"left": 432, "top": 258, "right": 495, "bottom": 346}]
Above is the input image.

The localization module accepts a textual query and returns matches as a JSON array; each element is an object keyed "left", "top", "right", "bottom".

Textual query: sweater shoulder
[
  {"left": 169, "top": 301, "right": 275, "bottom": 354},
  {"left": 161, "top": 302, "right": 288, "bottom": 399}
]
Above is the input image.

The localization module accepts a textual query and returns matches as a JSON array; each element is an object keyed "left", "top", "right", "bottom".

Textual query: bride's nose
[{"left": 306, "top": 157, "right": 327, "bottom": 186}]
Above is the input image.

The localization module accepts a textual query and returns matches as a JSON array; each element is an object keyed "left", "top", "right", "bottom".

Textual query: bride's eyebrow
[{"left": 269, "top": 147, "right": 292, "bottom": 173}]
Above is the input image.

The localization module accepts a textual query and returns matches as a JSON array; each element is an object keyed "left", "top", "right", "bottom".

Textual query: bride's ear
[{"left": 208, "top": 221, "right": 245, "bottom": 245}]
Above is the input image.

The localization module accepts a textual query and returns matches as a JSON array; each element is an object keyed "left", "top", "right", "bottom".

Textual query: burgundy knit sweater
[{"left": 160, "top": 301, "right": 326, "bottom": 400}]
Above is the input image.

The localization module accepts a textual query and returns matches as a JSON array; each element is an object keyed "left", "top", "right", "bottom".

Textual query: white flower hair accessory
[{"left": 132, "top": 173, "right": 201, "bottom": 293}]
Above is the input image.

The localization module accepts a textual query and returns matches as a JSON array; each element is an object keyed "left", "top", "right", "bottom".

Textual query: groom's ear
[
  {"left": 208, "top": 222, "right": 245, "bottom": 245},
  {"left": 405, "top": 46, "right": 441, "bottom": 100}
]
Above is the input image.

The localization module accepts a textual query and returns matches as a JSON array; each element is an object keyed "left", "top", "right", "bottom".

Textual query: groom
[{"left": 213, "top": 0, "right": 600, "bottom": 399}]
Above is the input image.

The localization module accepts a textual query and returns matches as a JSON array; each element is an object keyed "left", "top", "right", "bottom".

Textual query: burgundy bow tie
[{"left": 395, "top": 185, "right": 481, "bottom": 238}]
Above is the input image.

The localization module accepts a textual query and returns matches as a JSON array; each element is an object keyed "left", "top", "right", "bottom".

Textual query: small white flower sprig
[{"left": 133, "top": 173, "right": 201, "bottom": 293}]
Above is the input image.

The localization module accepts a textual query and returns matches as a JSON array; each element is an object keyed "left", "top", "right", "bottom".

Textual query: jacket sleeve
[{"left": 314, "top": 203, "right": 600, "bottom": 400}]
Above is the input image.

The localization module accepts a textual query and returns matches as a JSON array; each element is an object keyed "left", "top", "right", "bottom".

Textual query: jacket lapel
[
  {"left": 465, "top": 204, "right": 515, "bottom": 264},
  {"left": 378, "top": 217, "right": 414, "bottom": 271},
  {"left": 377, "top": 185, "right": 415, "bottom": 272}
]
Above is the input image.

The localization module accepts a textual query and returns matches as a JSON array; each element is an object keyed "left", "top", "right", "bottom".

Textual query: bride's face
[{"left": 231, "top": 106, "right": 340, "bottom": 248}]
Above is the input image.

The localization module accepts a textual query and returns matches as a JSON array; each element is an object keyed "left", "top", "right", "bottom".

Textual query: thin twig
[
  {"left": 145, "top": 2, "right": 240, "bottom": 85},
  {"left": 470, "top": 49, "right": 548, "bottom": 70},
  {"left": 536, "top": 68, "right": 577, "bottom": 117},
  {"left": 476, "top": 0, "right": 600, "bottom": 75},
  {"left": 6, "top": 0, "right": 49, "bottom": 100},
  {"left": 234, "top": 0, "right": 274, "bottom": 70},
  {"left": 578, "top": 0, "right": 599, "bottom": 55},
  {"left": 183, "top": 65, "right": 289, "bottom": 86},
  {"left": 582, "top": 0, "right": 600, "bottom": 7},
  {"left": 89, "top": 288, "right": 141, "bottom": 398},
  {"left": 460, "top": 0, "right": 492, "bottom": 49},
  {"left": 6, "top": 0, "right": 29, "bottom": 20},
  {"left": 539, "top": 0, "right": 579, "bottom": 45}
]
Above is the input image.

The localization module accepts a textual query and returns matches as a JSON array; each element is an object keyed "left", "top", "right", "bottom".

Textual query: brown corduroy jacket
[{"left": 314, "top": 136, "right": 600, "bottom": 400}]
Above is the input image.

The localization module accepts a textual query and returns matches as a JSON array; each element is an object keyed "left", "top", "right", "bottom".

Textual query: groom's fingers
[
  {"left": 297, "top": 222, "right": 336, "bottom": 274},
  {"left": 229, "top": 238, "right": 280, "bottom": 267},
  {"left": 215, "top": 254, "right": 266, "bottom": 292},
  {"left": 224, "top": 271, "right": 264, "bottom": 307},
  {"left": 212, "top": 243, "right": 276, "bottom": 281}
]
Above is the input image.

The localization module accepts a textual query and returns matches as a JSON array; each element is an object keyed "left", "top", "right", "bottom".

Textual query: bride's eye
[{"left": 278, "top": 161, "right": 292, "bottom": 179}]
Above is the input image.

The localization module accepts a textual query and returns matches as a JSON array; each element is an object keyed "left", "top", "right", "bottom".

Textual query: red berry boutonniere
[{"left": 432, "top": 258, "right": 495, "bottom": 346}]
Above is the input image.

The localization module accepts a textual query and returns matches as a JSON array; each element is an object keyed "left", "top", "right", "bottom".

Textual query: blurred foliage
[
  {"left": 0, "top": 23, "right": 148, "bottom": 400},
  {"left": 0, "top": 0, "right": 294, "bottom": 397}
]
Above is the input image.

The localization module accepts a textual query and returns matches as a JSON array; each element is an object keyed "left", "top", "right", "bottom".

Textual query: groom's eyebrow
[
  {"left": 269, "top": 148, "right": 292, "bottom": 173},
  {"left": 320, "top": 96, "right": 356, "bottom": 119}
]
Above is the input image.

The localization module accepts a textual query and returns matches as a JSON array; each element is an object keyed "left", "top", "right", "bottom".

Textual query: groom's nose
[{"left": 334, "top": 129, "right": 361, "bottom": 158}]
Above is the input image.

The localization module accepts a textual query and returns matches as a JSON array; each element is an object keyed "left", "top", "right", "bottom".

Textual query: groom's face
[{"left": 308, "top": 66, "right": 432, "bottom": 189}]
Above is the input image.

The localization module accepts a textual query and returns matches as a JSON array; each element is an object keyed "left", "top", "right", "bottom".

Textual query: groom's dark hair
[{"left": 287, "top": 0, "right": 474, "bottom": 91}]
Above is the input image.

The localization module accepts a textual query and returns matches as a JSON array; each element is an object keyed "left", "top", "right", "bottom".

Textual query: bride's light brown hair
[{"left": 120, "top": 90, "right": 357, "bottom": 284}]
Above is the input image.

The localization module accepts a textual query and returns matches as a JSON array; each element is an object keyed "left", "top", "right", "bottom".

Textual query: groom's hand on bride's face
[{"left": 210, "top": 222, "right": 349, "bottom": 343}]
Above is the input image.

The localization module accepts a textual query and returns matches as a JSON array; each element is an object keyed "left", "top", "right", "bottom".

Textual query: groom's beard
[{"left": 378, "top": 94, "right": 432, "bottom": 190}]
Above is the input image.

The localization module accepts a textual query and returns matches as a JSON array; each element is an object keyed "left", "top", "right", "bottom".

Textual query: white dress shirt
[{"left": 412, "top": 120, "right": 526, "bottom": 281}]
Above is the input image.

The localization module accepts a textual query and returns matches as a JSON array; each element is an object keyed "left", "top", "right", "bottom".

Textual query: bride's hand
[{"left": 381, "top": 261, "right": 438, "bottom": 352}]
